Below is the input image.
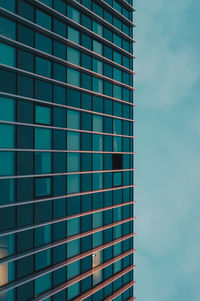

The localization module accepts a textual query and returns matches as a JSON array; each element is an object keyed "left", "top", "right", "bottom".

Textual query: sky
[{"left": 135, "top": 0, "right": 200, "bottom": 300}]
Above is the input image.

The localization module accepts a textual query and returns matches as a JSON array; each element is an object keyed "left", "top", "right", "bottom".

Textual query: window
[
  {"left": 93, "top": 58, "right": 103, "bottom": 74},
  {"left": 35, "top": 57, "right": 51, "bottom": 77},
  {"left": 35, "top": 128, "right": 51, "bottom": 149},
  {"left": 67, "top": 174, "right": 80, "bottom": 193},
  {"left": 67, "top": 47, "right": 80, "bottom": 65},
  {"left": 93, "top": 40, "right": 103, "bottom": 55},
  {"left": 0, "top": 43, "right": 15, "bottom": 66},
  {"left": 0, "top": 125, "right": 15, "bottom": 148},
  {"left": 0, "top": 152, "right": 15, "bottom": 176},
  {"left": 93, "top": 115, "right": 103, "bottom": 132},
  {"left": 112, "top": 154, "right": 123, "bottom": 170},
  {"left": 67, "top": 5, "right": 80, "bottom": 23},
  {"left": 35, "top": 105, "right": 51, "bottom": 125},
  {"left": 67, "top": 68, "right": 80, "bottom": 86},
  {"left": 0, "top": 97, "right": 15, "bottom": 121},
  {"left": 67, "top": 132, "right": 80, "bottom": 150},
  {"left": 35, "top": 152, "right": 51, "bottom": 174},
  {"left": 35, "top": 177, "right": 51, "bottom": 197},
  {"left": 67, "top": 218, "right": 80, "bottom": 236},
  {"left": 67, "top": 153, "right": 80, "bottom": 172},
  {"left": 93, "top": 78, "right": 103, "bottom": 93},
  {"left": 113, "top": 172, "right": 122, "bottom": 186},
  {"left": 35, "top": 33, "right": 52, "bottom": 54},
  {"left": 36, "top": 9, "right": 51, "bottom": 30},
  {"left": 93, "top": 21, "right": 103, "bottom": 36},
  {"left": 68, "top": 26, "right": 80, "bottom": 44}
]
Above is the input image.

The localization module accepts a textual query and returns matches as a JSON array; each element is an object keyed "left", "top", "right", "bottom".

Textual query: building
[{"left": 0, "top": 0, "right": 136, "bottom": 300}]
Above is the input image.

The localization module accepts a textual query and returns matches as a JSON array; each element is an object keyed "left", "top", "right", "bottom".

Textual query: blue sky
[{"left": 135, "top": 0, "right": 200, "bottom": 300}]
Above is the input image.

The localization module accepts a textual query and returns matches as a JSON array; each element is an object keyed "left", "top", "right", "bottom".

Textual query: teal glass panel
[
  {"left": 113, "top": 172, "right": 122, "bottom": 186},
  {"left": 113, "top": 85, "right": 122, "bottom": 100},
  {"left": 35, "top": 128, "right": 51, "bottom": 149},
  {"left": 113, "top": 260, "right": 122, "bottom": 274},
  {"left": 35, "top": 33, "right": 52, "bottom": 54},
  {"left": 67, "top": 132, "right": 80, "bottom": 150},
  {"left": 35, "top": 105, "right": 51, "bottom": 125},
  {"left": 40, "top": 0, "right": 52, "bottom": 6},
  {"left": 36, "top": 9, "right": 51, "bottom": 30},
  {"left": 67, "top": 218, "right": 80, "bottom": 236},
  {"left": 67, "top": 239, "right": 80, "bottom": 258},
  {"left": 35, "top": 57, "right": 51, "bottom": 77},
  {"left": 113, "top": 68, "right": 122, "bottom": 82},
  {"left": 93, "top": 212, "right": 103, "bottom": 229},
  {"left": 35, "top": 177, "right": 51, "bottom": 197},
  {"left": 93, "top": 134, "right": 103, "bottom": 151},
  {"left": 67, "top": 68, "right": 80, "bottom": 86},
  {"left": 67, "top": 47, "right": 80, "bottom": 65},
  {"left": 0, "top": 125, "right": 15, "bottom": 148},
  {"left": 54, "top": 0, "right": 66, "bottom": 14},
  {"left": 54, "top": 41, "right": 66, "bottom": 61},
  {"left": 93, "top": 174, "right": 103, "bottom": 190},
  {"left": 67, "top": 5, "right": 80, "bottom": 23},
  {"left": 0, "top": 97, "right": 15, "bottom": 121},
  {"left": 67, "top": 174, "right": 80, "bottom": 193},
  {"left": 92, "top": 231, "right": 103, "bottom": 248},
  {"left": 0, "top": 0, "right": 15, "bottom": 12},
  {"left": 0, "top": 152, "right": 15, "bottom": 176},
  {"left": 113, "top": 242, "right": 122, "bottom": 257},
  {"left": 67, "top": 261, "right": 80, "bottom": 280},
  {"left": 113, "top": 119, "right": 122, "bottom": 134},
  {"left": 113, "top": 224, "right": 122, "bottom": 239},
  {"left": 67, "top": 153, "right": 80, "bottom": 172},
  {"left": 35, "top": 273, "right": 51, "bottom": 295},
  {"left": 93, "top": 21, "right": 103, "bottom": 36},
  {"left": 35, "top": 152, "right": 51, "bottom": 174},
  {"left": 0, "top": 43, "right": 15, "bottom": 66},
  {"left": 113, "top": 51, "right": 121, "bottom": 65},
  {"left": 53, "top": 19, "right": 66, "bottom": 37},
  {"left": 113, "top": 136, "right": 122, "bottom": 152},
  {"left": 93, "top": 40, "right": 103, "bottom": 55},
  {"left": 93, "top": 58, "right": 103, "bottom": 74},
  {"left": 0, "top": 179, "right": 15, "bottom": 204},
  {"left": 93, "top": 78, "right": 103, "bottom": 93},
  {"left": 113, "top": 102, "right": 122, "bottom": 117},
  {"left": 68, "top": 26, "right": 80, "bottom": 44},
  {"left": 0, "top": 16, "right": 16, "bottom": 39},
  {"left": 67, "top": 282, "right": 80, "bottom": 300},
  {"left": 93, "top": 154, "right": 103, "bottom": 171},
  {"left": 67, "top": 110, "right": 80, "bottom": 129},
  {"left": 93, "top": 115, "right": 103, "bottom": 132}
]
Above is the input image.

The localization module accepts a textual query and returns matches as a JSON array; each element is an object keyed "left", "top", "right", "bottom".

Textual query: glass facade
[{"left": 0, "top": 0, "right": 135, "bottom": 300}]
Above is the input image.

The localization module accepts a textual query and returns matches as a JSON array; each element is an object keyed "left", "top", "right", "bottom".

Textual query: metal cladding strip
[
  {"left": 0, "top": 231, "right": 135, "bottom": 267},
  {"left": 0, "top": 148, "right": 136, "bottom": 154},
  {"left": 0, "top": 119, "right": 135, "bottom": 139},
  {"left": 68, "top": 0, "right": 135, "bottom": 39},
  {"left": 0, "top": 168, "right": 135, "bottom": 180},
  {"left": 104, "top": 281, "right": 136, "bottom": 301},
  {"left": 0, "top": 36, "right": 135, "bottom": 90},
  {"left": 74, "top": 265, "right": 135, "bottom": 301},
  {"left": 0, "top": 91, "right": 136, "bottom": 122},
  {"left": 0, "top": 213, "right": 134, "bottom": 238},
  {"left": 0, "top": 8, "right": 135, "bottom": 72},
  {"left": 0, "top": 6, "right": 134, "bottom": 59},
  {"left": 0, "top": 184, "right": 135, "bottom": 209},
  {"left": 0, "top": 248, "right": 134, "bottom": 295},
  {"left": 0, "top": 64, "right": 135, "bottom": 106},
  {"left": 120, "top": 0, "right": 136, "bottom": 11},
  {"left": 24, "top": 0, "right": 135, "bottom": 54},
  {"left": 127, "top": 298, "right": 136, "bottom": 301},
  {"left": 34, "top": 265, "right": 136, "bottom": 301}
]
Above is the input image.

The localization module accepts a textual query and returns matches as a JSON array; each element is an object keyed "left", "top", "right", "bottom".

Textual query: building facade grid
[{"left": 0, "top": 0, "right": 135, "bottom": 300}]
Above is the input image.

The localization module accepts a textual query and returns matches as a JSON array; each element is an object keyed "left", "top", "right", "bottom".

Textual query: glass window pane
[
  {"left": 67, "top": 239, "right": 80, "bottom": 258},
  {"left": 93, "top": 58, "right": 103, "bottom": 75},
  {"left": 35, "top": 57, "right": 51, "bottom": 77},
  {"left": 0, "top": 43, "right": 15, "bottom": 66},
  {"left": 67, "top": 218, "right": 80, "bottom": 236},
  {"left": 35, "top": 105, "right": 51, "bottom": 125},
  {"left": 0, "top": 16, "right": 16, "bottom": 39},
  {"left": 35, "top": 128, "right": 51, "bottom": 149},
  {"left": 68, "top": 26, "right": 80, "bottom": 44},
  {"left": 67, "top": 68, "right": 80, "bottom": 86},
  {"left": 0, "top": 125, "right": 15, "bottom": 148},
  {"left": 67, "top": 132, "right": 80, "bottom": 150},
  {"left": 67, "top": 174, "right": 80, "bottom": 193},
  {"left": 113, "top": 136, "right": 122, "bottom": 152},
  {"left": 67, "top": 282, "right": 80, "bottom": 300},
  {"left": 36, "top": 9, "right": 51, "bottom": 30},
  {"left": 93, "top": 40, "right": 103, "bottom": 55},
  {"left": 113, "top": 85, "right": 122, "bottom": 100},
  {"left": 67, "top": 153, "right": 80, "bottom": 172},
  {"left": 35, "top": 273, "right": 51, "bottom": 295},
  {"left": 0, "top": 152, "right": 15, "bottom": 176},
  {"left": 113, "top": 172, "right": 122, "bottom": 186},
  {"left": 93, "top": 78, "right": 103, "bottom": 93},
  {"left": 93, "top": 212, "right": 103, "bottom": 229},
  {"left": 93, "top": 21, "right": 103, "bottom": 36},
  {"left": 35, "top": 177, "right": 51, "bottom": 197},
  {"left": 0, "top": 97, "right": 15, "bottom": 121},
  {"left": 67, "top": 47, "right": 80, "bottom": 65},
  {"left": 93, "top": 115, "right": 103, "bottom": 132},
  {"left": 35, "top": 33, "right": 52, "bottom": 54},
  {"left": 35, "top": 152, "right": 51, "bottom": 174},
  {"left": 67, "top": 110, "right": 80, "bottom": 129},
  {"left": 67, "top": 5, "right": 80, "bottom": 23}
]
